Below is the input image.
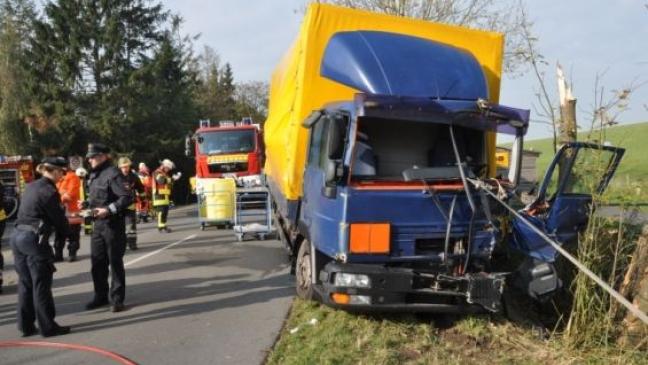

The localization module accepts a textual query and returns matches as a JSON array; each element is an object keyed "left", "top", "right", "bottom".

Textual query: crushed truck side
[{"left": 265, "top": 4, "right": 624, "bottom": 313}]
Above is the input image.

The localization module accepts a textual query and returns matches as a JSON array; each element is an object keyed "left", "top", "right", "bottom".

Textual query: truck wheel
[{"left": 296, "top": 240, "right": 314, "bottom": 300}]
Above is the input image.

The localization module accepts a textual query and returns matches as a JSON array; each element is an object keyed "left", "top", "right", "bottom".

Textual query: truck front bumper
[{"left": 315, "top": 262, "right": 506, "bottom": 313}]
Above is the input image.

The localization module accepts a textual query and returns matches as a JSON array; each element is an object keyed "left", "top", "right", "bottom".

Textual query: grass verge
[{"left": 266, "top": 299, "right": 646, "bottom": 365}]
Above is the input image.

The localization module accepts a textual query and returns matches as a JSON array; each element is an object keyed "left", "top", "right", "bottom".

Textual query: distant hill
[{"left": 506, "top": 122, "right": 648, "bottom": 203}]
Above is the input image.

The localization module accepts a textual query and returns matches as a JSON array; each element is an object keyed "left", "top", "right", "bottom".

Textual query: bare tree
[
  {"left": 235, "top": 81, "right": 269, "bottom": 122},
  {"left": 585, "top": 75, "right": 644, "bottom": 144},
  {"left": 310, "top": 0, "right": 534, "bottom": 74}
]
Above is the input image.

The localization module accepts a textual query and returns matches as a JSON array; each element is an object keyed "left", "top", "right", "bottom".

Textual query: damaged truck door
[{"left": 512, "top": 143, "right": 625, "bottom": 299}]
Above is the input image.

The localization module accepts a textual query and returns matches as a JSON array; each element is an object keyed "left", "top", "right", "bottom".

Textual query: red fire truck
[
  {"left": 187, "top": 119, "right": 264, "bottom": 179},
  {"left": 0, "top": 156, "right": 35, "bottom": 219}
]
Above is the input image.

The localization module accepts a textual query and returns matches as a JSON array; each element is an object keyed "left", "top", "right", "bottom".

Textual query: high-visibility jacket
[
  {"left": 57, "top": 171, "right": 81, "bottom": 214},
  {"left": 57, "top": 170, "right": 82, "bottom": 225},
  {"left": 152, "top": 168, "right": 172, "bottom": 207}
]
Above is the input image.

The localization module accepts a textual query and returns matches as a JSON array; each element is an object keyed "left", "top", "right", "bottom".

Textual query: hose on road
[{"left": 0, "top": 340, "right": 138, "bottom": 365}]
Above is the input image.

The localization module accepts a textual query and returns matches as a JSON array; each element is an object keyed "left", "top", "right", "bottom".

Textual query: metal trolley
[
  {"left": 196, "top": 178, "right": 236, "bottom": 230},
  {"left": 233, "top": 186, "right": 275, "bottom": 241}
]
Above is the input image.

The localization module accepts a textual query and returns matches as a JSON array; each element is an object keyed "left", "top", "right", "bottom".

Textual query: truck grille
[
  {"left": 208, "top": 162, "right": 248, "bottom": 173},
  {"left": 415, "top": 238, "right": 447, "bottom": 255},
  {"left": 392, "top": 224, "right": 461, "bottom": 256}
]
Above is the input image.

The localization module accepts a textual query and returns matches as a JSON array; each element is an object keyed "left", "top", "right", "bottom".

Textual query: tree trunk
[
  {"left": 617, "top": 224, "right": 648, "bottom": 350},
  {"left": 557, "top": 63, "right": 577, "bottom": 182}
]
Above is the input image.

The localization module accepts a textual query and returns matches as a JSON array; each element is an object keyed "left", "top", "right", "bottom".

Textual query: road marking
[{"left": 124, "top": 234, "right": 197, "bottom": 267}]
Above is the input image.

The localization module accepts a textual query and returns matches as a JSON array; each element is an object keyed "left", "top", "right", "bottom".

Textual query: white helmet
[
  {"left": 161, "top": 159, "right": 175, "bottom": 170},
  {"left": 76, "top": 167, "right": 88, "bottom": 177}
]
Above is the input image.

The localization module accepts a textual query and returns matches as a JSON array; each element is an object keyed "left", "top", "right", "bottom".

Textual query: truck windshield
[
  {"left": 198, "top": 130, "right": 256, "bottom": 155},
  {"left": 352, "top": 118, "right": 486, "bottom": 181}
]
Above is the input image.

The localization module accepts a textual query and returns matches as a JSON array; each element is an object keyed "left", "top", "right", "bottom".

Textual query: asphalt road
[{"left": 0, "top": 205, "right": 293, "bottom": 365}]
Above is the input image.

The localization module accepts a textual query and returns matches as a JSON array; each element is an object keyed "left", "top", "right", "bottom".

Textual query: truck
[
  {"left": 0, "top": 155, "right": 35, "bottom": 219},
  {"left": 187, "top": 118, "right": 264, "bottom": 180},
  {"left": 264, "top": 4, "right": 624, "bottom": 313}
]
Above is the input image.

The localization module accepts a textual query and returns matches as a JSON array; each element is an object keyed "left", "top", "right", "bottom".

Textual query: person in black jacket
[
  {"left": 118, "top": 157, "right": 144, "bottom": 250},
  {"left": 11, "top": 157, "right": 71, "bottom": 337},
  {"left": 84, "top": 144, "right": 132, "bottom": 313}
]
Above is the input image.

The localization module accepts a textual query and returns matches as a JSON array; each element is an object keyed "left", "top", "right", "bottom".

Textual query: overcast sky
[{"left": 163, "top": 0, "right": 647, "bottom": 140}]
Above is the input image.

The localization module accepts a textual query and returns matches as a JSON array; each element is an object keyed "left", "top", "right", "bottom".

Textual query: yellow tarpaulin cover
[{"left": 264, "top": 3, "right": 504, "bottom": 201}]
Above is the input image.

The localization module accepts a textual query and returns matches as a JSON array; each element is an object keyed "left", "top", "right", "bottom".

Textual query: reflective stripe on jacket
[{"left": 152, "top": 169, "right": 171, "bottom": 206}]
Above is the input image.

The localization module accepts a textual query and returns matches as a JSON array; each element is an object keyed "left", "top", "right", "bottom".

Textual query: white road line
[{"left": 125, "top": 233, "right": 197, "bottom": 267}]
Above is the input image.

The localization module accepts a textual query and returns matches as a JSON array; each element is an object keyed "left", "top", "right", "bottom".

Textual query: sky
[{"left": 163, "top": 0, "right": 648, "bottom": 140}]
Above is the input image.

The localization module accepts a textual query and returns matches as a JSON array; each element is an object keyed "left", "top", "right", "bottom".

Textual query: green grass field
[{"left": 509, "top": 122, "right": 648, "bottom": 204}]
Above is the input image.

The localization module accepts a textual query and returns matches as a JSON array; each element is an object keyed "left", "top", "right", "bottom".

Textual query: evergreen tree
[
  {"left": 28, "top": 0, "right": 168, "bottom": 154},
  {"left": 0, "top": 0, "right": 36, "bottom": 154},
  {"left": 217, "top": 62, "right": 236, "bottom": 120}
]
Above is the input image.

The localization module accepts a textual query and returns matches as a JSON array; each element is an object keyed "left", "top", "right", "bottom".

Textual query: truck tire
[{"left": 296, "top": 240, "right": 314, "bottom": 300}]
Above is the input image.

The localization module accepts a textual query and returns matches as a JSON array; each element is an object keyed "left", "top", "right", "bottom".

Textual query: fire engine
[
  {"left": 186, "top": 118, "right": 264, "bottom": 179},
  {"left": 0, "top": 155, "right": 35, "bottom": 219}
]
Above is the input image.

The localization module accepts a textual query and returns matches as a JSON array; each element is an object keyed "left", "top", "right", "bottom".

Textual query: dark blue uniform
[
  {"left": 124, "top": 170, "right": 144, "bottom": 250},
  {"left": 87, "top": 159, "right": 132, "bottom": 309},
  {"left": 11, "top": 177, "right": 70, "bottom": 336}
]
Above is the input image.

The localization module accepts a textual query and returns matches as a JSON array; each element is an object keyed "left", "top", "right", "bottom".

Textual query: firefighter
[
  {"left": 54, "top": 162, "right": 82, "bottom": 262},
  {"left": 118, "top": 157, "right": 144, "bottom": 250},
  {"left": 0, "top": 180, "right": 6, "bottom": 293},
  {"left": 76, "top": 167, "right": 92, "bottom": 235},
  {"left": 11, "top": 157, "right": 71, "bottom": 337},
  {"left": 137, "top": 162, "right": 152, "bottom": 223},
  {"left": 152, "top": 159, "right": 180, "bottom": 233},
  {"left": 84, "top": 143, "right": 132, "bottom": 313}
]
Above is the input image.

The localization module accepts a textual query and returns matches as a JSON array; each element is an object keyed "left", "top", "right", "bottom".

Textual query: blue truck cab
[{"left": 270, "top": 31, "right": 624, "bottom": 313}]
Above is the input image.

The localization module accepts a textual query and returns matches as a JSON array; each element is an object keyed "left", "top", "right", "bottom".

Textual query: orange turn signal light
[
  {"left": 349, "top": 223, "right": 390, "bottom": 254},
  {"left": 331, "top": 293, "right": 350, "bottom": 304}
]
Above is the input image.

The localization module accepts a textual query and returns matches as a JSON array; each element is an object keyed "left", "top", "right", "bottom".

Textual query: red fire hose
[{"left": 0, "top": 341, "right": 138, "bottom": 365}]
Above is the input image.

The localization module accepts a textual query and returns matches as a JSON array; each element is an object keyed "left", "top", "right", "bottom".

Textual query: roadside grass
[{"left": 266, "top": 299, "right": 646, "bottom": 365}]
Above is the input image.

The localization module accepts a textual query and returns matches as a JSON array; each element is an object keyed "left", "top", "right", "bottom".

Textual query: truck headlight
[{"left": 334, "top": 273, "right": 371, "bottom": 288}]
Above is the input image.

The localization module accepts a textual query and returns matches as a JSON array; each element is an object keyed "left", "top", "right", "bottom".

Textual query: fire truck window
[{"left": 198, "top": 130, "right": 256, "bottom": 155}]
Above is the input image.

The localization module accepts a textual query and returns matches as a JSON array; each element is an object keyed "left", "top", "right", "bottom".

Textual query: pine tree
[
  {"left": 28, "top": 0, "right": 168, "bottom": 154},
  {"left": 0, "top": 0, "right": 36, "bottom": 154},
  {"left": 218, "top": 62, "right": 236, "bottom": 120}
]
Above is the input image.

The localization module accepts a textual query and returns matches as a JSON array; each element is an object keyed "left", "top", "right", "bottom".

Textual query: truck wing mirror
[
  {"left": 326, "top": 116, "right": 346, "bottom": 160},
  {"left": 508, "top": 130, "right": 524, "bottom": 188}
]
